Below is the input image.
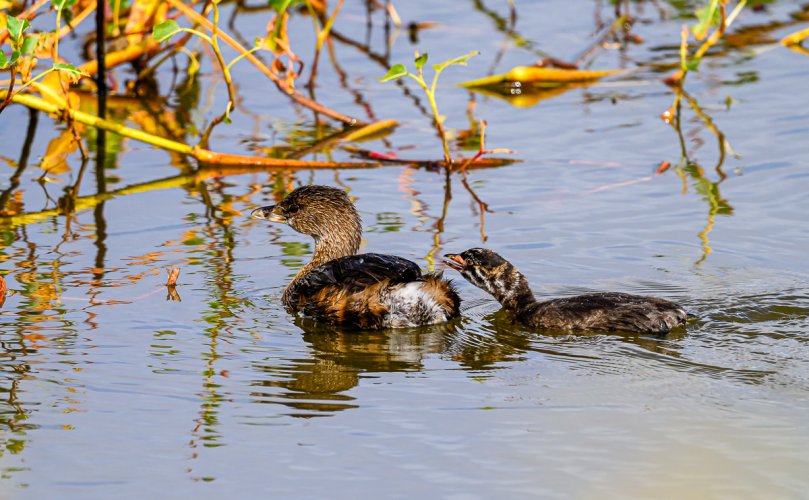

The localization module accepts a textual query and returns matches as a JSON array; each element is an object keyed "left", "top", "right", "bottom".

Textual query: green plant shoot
[{"left": 379, "top": 50, "right": 479, "bottom": 167}]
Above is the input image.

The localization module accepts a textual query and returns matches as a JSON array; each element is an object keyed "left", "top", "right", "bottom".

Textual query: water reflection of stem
[
  {"left": 695, "top": 211, "right": 716, "bottom": 265},
  {"left": 325, "top": 35, "right": 386, "bottom": 139},
  {"left": 306, "top": 0, "right": 345, "bottom": 91},
  {"left": 187, "top": 179, "right": 248, "bottom": 477},
  {"left": 471, "top": 0, "right": 552, "bottom": 60},
  {"left": 188, "top": 331, "right": 221, "bottom": 481},
  {"left": 666, "top": 87, "right": 734, "bottom": 265},
  {"left": 329, "top": 29, "right": 433, "bottom": 120},
  {"left": 682, "top": 91, "right": 731, "bottom": 180},
  {"left": 0, "top": 109, "right": 38, "bottom": 214},
  {"left": 57, "top": 157, "right": 90, "bottom": 226},
  {"left": 459, "top": 172, "right": 491, "bottom": 242},
  {"left": 397, "top": 168, "right": 430, "bottom": 232},
  {"left": 93, "top": 129, "right": 108, "bottom": 281},
  {"left": 575, "top": 14, "right": 631, "bottom": 66},
  {"left": 425, "top": 170, "right": 452, "bottom": 270}
]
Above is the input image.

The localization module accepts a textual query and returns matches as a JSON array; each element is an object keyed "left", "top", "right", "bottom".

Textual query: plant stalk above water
[{"left": 379, "top": 51, "right": 479, "bottom": 168}]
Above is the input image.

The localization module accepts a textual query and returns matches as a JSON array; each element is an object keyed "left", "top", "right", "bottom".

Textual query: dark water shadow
[
  {"left": 248, "top": 316, "right": 460, "bottom": 417},
  {"left": 246, "top": 301, "right": 699, "bottom": 418}
]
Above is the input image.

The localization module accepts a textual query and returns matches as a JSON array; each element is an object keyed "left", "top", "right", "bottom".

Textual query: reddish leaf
[
  {"left": 368, "top": 151, "right": 398, "bottom": 160},
  {"left": 656, "top": 161, "right": 672, "bottom": 174}
]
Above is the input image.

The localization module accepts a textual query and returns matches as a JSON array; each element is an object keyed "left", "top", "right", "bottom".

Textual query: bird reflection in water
[
  {"left": 249, "top": 318, "right": 454, "bottom": 417},
  {"left": 249, "top": 306, "right": 693, "bottom": 418}
]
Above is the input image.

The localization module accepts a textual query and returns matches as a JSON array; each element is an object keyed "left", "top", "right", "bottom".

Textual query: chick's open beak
[
  {"left": 250, "top": 205, "right": 286, "bottom": 223},
  {"left": 443, "top": 253, "right": 466, "bottom": 272}
]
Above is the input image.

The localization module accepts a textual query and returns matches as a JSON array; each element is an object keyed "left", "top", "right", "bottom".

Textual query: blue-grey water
[{"left": 1, "top": 1, "right": 808, "bottom": 498}]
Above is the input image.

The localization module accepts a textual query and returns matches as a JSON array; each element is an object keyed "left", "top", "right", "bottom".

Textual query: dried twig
[{"left": 166, "top": 267, "right": 180, "bottom": 286}]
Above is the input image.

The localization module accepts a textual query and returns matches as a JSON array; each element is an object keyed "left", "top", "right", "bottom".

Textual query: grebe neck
[{"left": 490, "top": 266, "right": 537, "bottom": 314}]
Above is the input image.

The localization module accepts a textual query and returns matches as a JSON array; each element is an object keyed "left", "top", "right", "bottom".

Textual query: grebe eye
[{"left": 286, "top": 203, "right": 300, "bottom": 215}]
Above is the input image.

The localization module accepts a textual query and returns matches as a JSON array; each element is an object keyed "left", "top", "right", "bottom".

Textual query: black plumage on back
[{"left": 283, "top": 253, "right": 422, "bottom": 305}]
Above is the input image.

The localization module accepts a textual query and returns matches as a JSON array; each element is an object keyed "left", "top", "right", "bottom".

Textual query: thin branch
[{"left": 166, "top": 0, "right": 364, "bottom": 125}]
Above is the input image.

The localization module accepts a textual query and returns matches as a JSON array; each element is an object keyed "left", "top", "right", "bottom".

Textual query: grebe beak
[
  {"left": 443, "top": 253, "right": 466, "bottom": 272},
  {"left": 250, "top": 205, "right": 286, "bottom": 223}
]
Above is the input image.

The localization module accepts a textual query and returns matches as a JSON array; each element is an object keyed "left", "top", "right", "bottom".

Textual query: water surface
[{"left": 1, "top": 1, "right": 809, "bottom": 498}]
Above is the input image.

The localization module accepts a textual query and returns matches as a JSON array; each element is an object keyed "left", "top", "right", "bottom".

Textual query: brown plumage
[
  {"left": 444, "top": 248, "right": 688, "bottom": 334},
  {"left": 251, "top": 185, "right": 460, "bottom": 329}
]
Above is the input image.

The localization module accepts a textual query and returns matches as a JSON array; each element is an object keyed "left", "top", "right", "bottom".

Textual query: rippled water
[{"left": 2, "top": 0, "right": 809, "bottom": 498}]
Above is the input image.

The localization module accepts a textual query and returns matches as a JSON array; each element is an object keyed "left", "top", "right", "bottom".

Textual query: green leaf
[
  {"left": 685, "top": 56, "right": 702, "bottom": 71},
  {"left": 8, "top": 51, "right": 19, "bottom": 66},
  {"left": 0, "top": 52, "right": 8, "bottom": 69},
  {"left": 6, "top": 16, "right": 30, "bottom": 42},
  {"left": 21, "top": 36, "right": 37, "bottom": 56},
  {"left": 378, "top": 64, "right": 408, "bottom": 82},
  {"left": 269, "top": 0, "right": 303, "bottom": 12},
  {"left": 432, "top": 50, "right": 479, "bottom": 73},
  {"left": 691, "top": 0, "right": 720, "bottom": 40},
  {"left": 52, "top": 0, "right": 77, "bottom": 11},
  {"left": 53, "top": 62, "right": 87, "bottom": 76},
  {"left": 153, "top": 20, "right": 181, "bottom": 43},
  {"left": 414, "top": 53, "right": 428, "bottom": 69}
]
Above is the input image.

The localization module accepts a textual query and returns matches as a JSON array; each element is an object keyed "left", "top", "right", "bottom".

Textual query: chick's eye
[{"left": 286, "top": 203, "right": 300, "bottom": 215}]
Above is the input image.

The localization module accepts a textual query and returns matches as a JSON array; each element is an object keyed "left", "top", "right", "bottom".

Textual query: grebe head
[{"left": 443, "top": 248, "right": 512, "bottom": 296}]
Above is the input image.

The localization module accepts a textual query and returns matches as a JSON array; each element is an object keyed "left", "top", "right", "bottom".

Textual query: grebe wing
[{"left": 286, "top": 253, "right": 422, "bottom": 302}]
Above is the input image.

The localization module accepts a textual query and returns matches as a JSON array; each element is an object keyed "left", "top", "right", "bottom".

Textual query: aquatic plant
[
  {"left": 662, "top": 0, "right": 747, "bottom": 119},
  {"left": 379, "top": 50, "right": 479, "bottom": 167},
  {"left": 152, "top": 0, "right": 258, "bottom": 147},
  {"left": 0, "top": 5, "right": 85, "bottom": 115}
]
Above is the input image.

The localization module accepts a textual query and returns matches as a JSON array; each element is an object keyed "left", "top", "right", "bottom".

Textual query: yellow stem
[
  {"left": 0, "top": 90, "right": 385, "bottom": 169},
  {"left": 5, "top": 90, "right": 194, "bottom": 154},
  {"left": 8, "top": 68, "right": 56, "bottom": 100},
  {"left": 54, "top": 9, "right": 61, "bottom": 63},
  {"left": 181, "top": 28, "right": 213, "bottom": 44},
  {"left": 226, "top": 46, "right": 259, "bottom": 71},
  {"left": 413, "top": 75, "right": 451, "bottom": 167},
  {"left": 317, "top": 0, "right": 345, "bottom": 50}
]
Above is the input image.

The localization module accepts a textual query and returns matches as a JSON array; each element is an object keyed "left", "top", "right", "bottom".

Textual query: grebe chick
[
  {"left": 444, "top": 248, "right": 687, "bottom": 334},
  {"left": 251, "top": 185, "right": 460, "bottom": 329}
]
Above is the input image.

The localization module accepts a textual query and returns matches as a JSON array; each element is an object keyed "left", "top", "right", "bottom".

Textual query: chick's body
[{"left": 445, "top": 248, "right": 687, "bottom": 334}]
